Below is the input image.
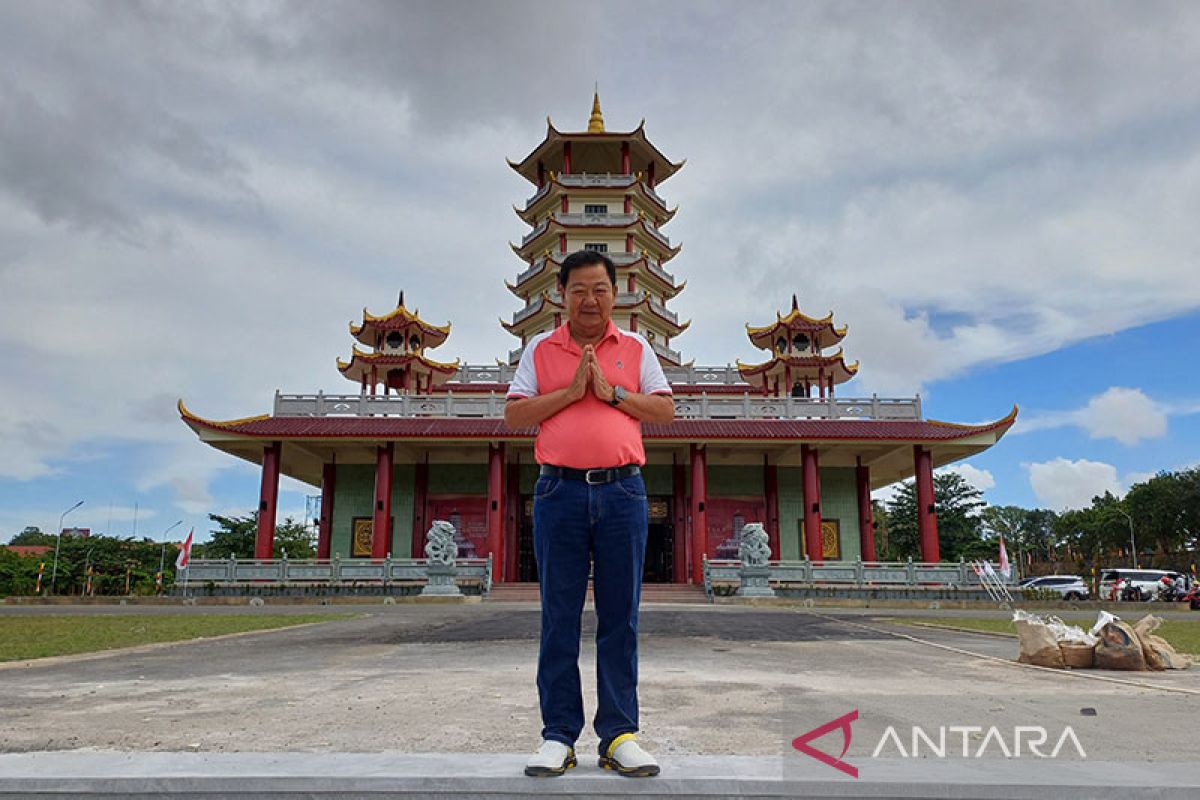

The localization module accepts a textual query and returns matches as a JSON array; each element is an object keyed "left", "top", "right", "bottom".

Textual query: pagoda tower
[
  {"left": 504, "top": 92, "right": 689, "bottom": 365},
  {"left": 337, "top": 292, "right": 460, "bottom": 395},
  {"left": 737, "top": 295, "right": 859, "bottom": 398}
]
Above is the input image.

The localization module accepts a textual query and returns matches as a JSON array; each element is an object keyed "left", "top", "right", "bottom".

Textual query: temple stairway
[{"left": 486, "top": 582, "right": 708, "bottom": 604}]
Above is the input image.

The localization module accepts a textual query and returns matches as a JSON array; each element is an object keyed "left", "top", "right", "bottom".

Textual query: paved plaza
[{"left": 1, "top": 602, "right": 1198, "bottom": 797}]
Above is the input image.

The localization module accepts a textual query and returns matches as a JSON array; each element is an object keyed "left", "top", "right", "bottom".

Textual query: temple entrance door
[
  {"left": 706, "top": 497, "right": 767, "bottom": 561},
  {"left": 517, "top": 496, "right": 537, "bottom": 582},
  {"left": 643, "top": 496, "right": 673, "bottom": 583},
  {"left": 515, "top": 496, "right": 675, "bottom": 583},
  {"left": 426, "top": 496, "right": 489, "bottom": 560}
]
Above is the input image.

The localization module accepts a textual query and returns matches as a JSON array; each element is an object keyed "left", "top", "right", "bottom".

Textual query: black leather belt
[{"left": 540, "top": 464, "right": 640, "bottom": 485}]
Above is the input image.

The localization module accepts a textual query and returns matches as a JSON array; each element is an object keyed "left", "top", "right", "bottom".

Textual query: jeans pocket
[
  {"left": 534, "top": 476, "right": 561, "bottom": 500},
  {"left": 616, "top": 474, "right": 646, "bottom": 500}
]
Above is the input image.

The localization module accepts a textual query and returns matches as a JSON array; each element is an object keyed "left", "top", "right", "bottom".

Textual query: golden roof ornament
[{"left": 588, "top": 88, "right": 605, "bottom": 133}]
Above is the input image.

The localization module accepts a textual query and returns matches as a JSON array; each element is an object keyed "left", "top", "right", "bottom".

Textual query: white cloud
[
  {"left": 3, "top": 2, "right": 1200, "bottom": 519},
  {"left": 937, "top": 463, "right": 996, "bottom": 493},
  {"left": 1027, "top": 457, "right": 1122, "bottom": 511},
  {"left": 1016, "top": 387, "right": 1170, "bottom": 445}
]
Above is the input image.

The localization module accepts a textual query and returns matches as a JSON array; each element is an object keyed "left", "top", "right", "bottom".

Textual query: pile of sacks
[{"left": 1014, "top": 610, "right": 1191, "bottom": 671}]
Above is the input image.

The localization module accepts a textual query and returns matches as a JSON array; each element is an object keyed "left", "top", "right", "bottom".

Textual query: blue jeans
[{"left": 533, "top": 471, "right": 648, "bottom": 751}]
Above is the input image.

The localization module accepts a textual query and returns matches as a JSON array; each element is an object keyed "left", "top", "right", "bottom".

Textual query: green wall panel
[
  {"left": 330, "top": 463, "right": 414, "bottom": 558},
  {"left": 429, "top": 463, "right": 487, "bottom": 495},
  {"left": 820, "top": 467, "right": 861, "bottom": 560},
  {"left": 707, "top": 465, "right": 764, "bottom": 497}
]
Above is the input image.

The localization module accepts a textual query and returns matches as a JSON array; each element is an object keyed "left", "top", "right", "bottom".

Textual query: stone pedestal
[
  {"left": 421, "top": 563, "right": 462, "bottom": 597},
  {"left": 737, "top": 565, "right": 775, "bottom": 597}
]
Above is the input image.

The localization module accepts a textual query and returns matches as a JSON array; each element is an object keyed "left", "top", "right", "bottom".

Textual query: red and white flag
[
  {"left": 998, "top": 535, "right": 1011, "bottom": 577},
  {"left": 175, "top": 528, "right": 194, "bottom": 570}
]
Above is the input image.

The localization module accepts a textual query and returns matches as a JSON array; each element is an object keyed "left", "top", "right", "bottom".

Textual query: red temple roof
[{"left": 180, "top": 400, "right": 1017, "bottom": 444}]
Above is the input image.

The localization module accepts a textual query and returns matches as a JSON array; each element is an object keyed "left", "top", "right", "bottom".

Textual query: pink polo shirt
[{"left": 506, "top": 321, "right": 672, "bottom": 468}]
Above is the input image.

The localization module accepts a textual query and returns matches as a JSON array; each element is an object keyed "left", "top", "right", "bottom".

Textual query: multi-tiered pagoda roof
[{"left": 504, "top": 93, "right": 689, "bottom": 365}]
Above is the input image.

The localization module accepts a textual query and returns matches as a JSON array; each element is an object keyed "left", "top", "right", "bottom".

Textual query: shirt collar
[{"left": 550, "top": 320, "right": 620, "bottom": 353}]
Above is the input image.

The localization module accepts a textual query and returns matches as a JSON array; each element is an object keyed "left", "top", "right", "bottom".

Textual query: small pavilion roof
[
  {"left": 507, "top": 95, "right": 684, "bottom": 186},
  {"left": 736, "top": 350, "right": 859, "bottom": 387},
  {"left": 350, "top": 292, "right": 451, "bottom": 348},
  {"left": 336, "top": 348, "right": 460, "bottom": 384},
  {"left": 746, "top": 295, "right": 847, "bottom": 352}
]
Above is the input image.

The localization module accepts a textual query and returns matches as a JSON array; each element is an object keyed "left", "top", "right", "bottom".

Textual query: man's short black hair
[{"left": 558, "top": 250, "right": 617, "bottom": 288}]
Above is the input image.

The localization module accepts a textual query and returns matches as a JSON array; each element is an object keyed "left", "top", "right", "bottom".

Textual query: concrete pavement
[{"left": 1, "top": 602, "right": 1197, "bottom": 796}]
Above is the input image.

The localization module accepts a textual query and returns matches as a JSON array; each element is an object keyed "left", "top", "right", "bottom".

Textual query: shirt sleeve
[
  {"left": 638, "top": 337, "right": 673, "bottom": 395},
  {"left": 506, "top": 340, "right": 539, "bottom": 399}
]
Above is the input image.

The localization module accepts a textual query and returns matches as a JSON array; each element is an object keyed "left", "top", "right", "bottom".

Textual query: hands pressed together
[{"left": 566, "top": 344, "right": 615, "bottom": 403}]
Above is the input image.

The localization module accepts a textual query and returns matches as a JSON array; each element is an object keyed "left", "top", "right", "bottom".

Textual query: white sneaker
[
  {"left": 524, "top": 739, "right": 577, "bottom": 777},
  {"left": 599, "top": 734, "right": 660, "bottom": 777}
]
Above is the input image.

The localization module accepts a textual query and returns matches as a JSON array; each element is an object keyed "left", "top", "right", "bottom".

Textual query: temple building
[{"left": 181, "top": 94, "right": 1016, "bottom": 584}]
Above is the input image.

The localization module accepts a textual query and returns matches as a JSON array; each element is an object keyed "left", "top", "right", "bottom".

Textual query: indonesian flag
[
  {"left": 175, "top": 528, "right": 194, "bottom": 570},
  {"left": 998, "top": 535, "right": 1011, "bottom": 577}
]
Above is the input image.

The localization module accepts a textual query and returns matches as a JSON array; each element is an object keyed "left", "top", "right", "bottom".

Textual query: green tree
[
  {"left": 884, "top": 472, "right": 987, "bottom": 561},
  {"left": 197, "top": 513, "right": 315, "bottom": 560},
  {"left": 9, "top": 526, "right": 54, "bottom": 546}
]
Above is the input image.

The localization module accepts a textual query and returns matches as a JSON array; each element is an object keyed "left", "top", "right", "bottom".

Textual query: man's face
[{"left": 561, "top": 263, "right": 615, "bottom": 333}]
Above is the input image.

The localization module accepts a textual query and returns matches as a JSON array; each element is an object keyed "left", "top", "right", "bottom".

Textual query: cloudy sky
[{"left": 2, "top": 0, "right": 1198, "bottom": 542}]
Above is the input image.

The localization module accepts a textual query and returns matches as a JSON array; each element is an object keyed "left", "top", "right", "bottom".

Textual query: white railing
[
  {"left": 703, "top": 556, "right": 1013, "bottom": 597},
  {"left": 183, "top": 555, "right": 492, "bottom": 593},
  {"left": 555, "top": 212, "right": 637, "bottom": 226},
  {"left": 519, "top": 218, "right": 550, "bottom": 246},
  {"left": 662, "top": 365, "right": 745, "bottom": 384},
  {"left": 557, "top": 173, "right": 637, "bottom": 188},
  {"left": 274, "top": 388, "right": 922, "bottom": 421}
]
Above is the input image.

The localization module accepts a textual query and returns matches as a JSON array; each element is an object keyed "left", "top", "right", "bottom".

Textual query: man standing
[{"left": 505, "top": 250, "right": 674, "bottom": 778}]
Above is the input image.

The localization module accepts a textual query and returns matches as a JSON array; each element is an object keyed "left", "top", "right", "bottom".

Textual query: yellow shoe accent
[{"left": 605, "top": 732, "right": 637, "bottom": 759}]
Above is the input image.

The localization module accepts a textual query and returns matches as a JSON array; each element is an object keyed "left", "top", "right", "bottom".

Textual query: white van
[{"left": 1098, "top": 568, "right": 1177, "bottom": 601}]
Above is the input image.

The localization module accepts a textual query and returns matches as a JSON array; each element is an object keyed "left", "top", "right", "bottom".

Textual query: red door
[
  {"left": 705, "top": 497, "right": 766, "bottom": 561},
  {"left": 426, "top": 496, "right": 489, "bottom": 559}
]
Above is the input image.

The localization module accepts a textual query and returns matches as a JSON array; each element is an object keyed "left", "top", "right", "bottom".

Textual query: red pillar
[
  {"left": 371, "top": 443, "right": 394, "bottom": 558},
  {"left": 801, "top": 444, "right": 823, "bottom": 563},
  {"left": 914, "top": 446, "right": 940, "bottom": 562},
  {"left": 672, "top": 460, "right": 687, "bottom": 584},
  {"left": 856, "top": 459, "right": 876, "bottom": 562},
  {"left": 317, "top": 461, "right": 335, "bottom": 560},
  {"left": 624, "top": 195, "right": 632, "bottom": 214},
  {"left": 648, "top": 161, "right": 656, "bottom": 188},
  {"left": 690, "top": 444, "right": 708, "bottom": 584},
  {"left": 764, "top": 459, "right": 780, "bottom": 559},
  {"left": 629, "top": 313, "right": 638, "bottom": 332},
  {"left": 487, "top": 443, "right": 506, "bottom": 576},
  {"left": 559, "top": 233, "right": 567, "bottom": 253},
  {"left": 560, "top": 195, "right": 569, "bottom": 213},
  {"left": 411, "top": 458, "right": 428, "bottom": 560},
  {"left": 562, "top": 142, "right": 571, "bottom": 175},
  {"left": 621, "top": 142, "right": 630, "bottom": 174},
  {"left": 255, "top": 442, "right": 281, "bottom": 560},
  {"left": 505, "top": 457, "right": 521, "bottom": 583},
  {"left": 537, "top": 160, "right": 545, "bottom": 188},
  {"left": 625, "top": 233, "right": 633, "bottom": 252}
]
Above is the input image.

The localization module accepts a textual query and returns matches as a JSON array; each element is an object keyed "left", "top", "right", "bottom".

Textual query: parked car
[
  {"left": 1017, "top": 574, "right": 1091, "bottom": 600},
  {"left": 1098, "top": 568, "right": 1177, "bottom": 601}
]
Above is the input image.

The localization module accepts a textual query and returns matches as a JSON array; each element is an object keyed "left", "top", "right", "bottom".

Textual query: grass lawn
[
  {"left": 894, "top": 616, "right": 1200, "bottom": 655},
  {"left": 0, "top": 614, "right": 358, "bottom": 662}
]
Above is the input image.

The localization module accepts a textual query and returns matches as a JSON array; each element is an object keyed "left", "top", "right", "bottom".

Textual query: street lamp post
[
  {"left": 158, "top": 520, "right": 184, "bottom": 595},
  {"left": 49, "top": 500, "right": 84, "bottom": 595},
  {"left": 1115, "top": 508, "right": 1138, "bottom": 569}
]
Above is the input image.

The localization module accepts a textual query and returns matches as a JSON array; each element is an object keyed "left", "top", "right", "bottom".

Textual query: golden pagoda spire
[{"left": 587, "top": 86, "right": 605, "bottom": 133}]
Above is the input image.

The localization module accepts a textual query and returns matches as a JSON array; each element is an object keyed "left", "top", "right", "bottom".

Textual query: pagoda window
[
  {"left": 584, "top": 242, "right": 608, "bottom": 253},
  {"left": 776, "top": 336, "right": 788, "bottom": 354},
  {"left": 386, "top": 331, "right": 404, "bottom": 350},
  {"left": 584, "top": 204, "right": 608, "bottom": 215},
  {"left": 408, "top": 334, "right": 421, "bottom": 352},
  {"left": 792, "top": 333, "right": 810, "bottom": 352}
]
